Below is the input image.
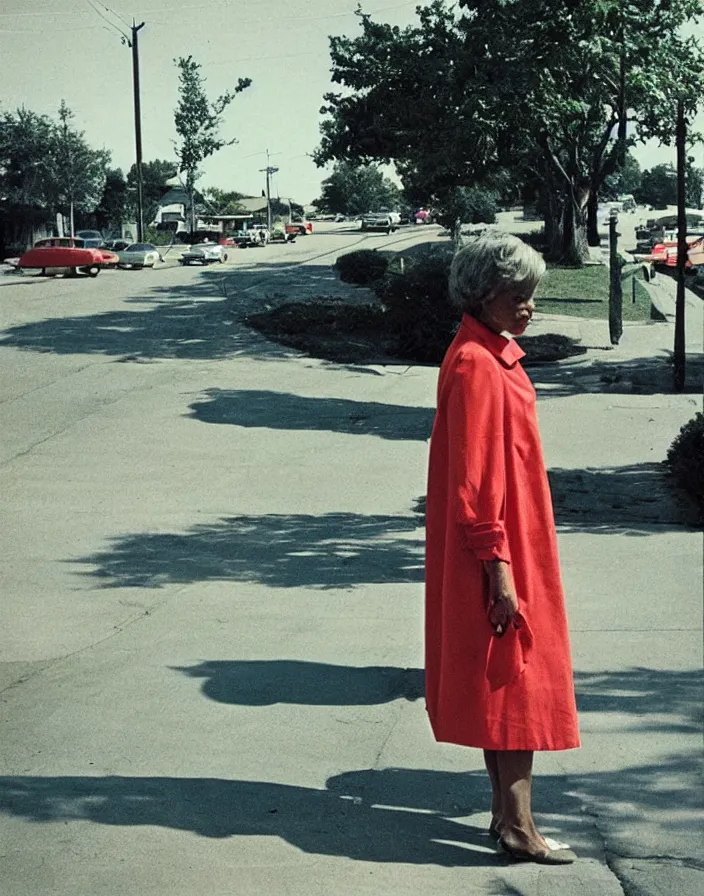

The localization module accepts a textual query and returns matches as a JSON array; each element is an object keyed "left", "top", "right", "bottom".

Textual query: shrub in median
[
  {"left": 374, "top": 246, "right": 458, "bottom": 362},
  {"left": 334, "top": 249, "right": 389, "bottom": 285},
  {"left": 666, "top": 412, "right": 704, "bottom": 519}
]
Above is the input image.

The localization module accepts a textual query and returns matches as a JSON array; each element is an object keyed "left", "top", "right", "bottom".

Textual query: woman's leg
[
  {"left": 483, "top": 749, "right": 502, "bottom": 835},
  {"left": 495, "top": 750, "right": 547, "bottom": 854}
]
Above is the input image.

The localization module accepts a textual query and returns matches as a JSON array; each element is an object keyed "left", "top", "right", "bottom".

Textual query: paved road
[{"left": 0, "top": 222, "right": 701, "bottom": 896}]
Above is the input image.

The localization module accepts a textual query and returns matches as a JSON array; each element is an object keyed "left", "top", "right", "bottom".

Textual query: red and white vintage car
[
  {"left": 18, "top": 237, "right": 118, "bottom": 277},
  {"left": 644, "top": 230, "right": 704, "bottom": 270}
]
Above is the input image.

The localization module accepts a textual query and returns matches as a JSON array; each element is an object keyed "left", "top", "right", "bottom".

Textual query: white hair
[{"left": 449, "top": 231, "right": 546, "bottom": 315}]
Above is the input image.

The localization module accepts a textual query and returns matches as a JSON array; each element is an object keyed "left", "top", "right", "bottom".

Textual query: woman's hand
[{"left": 484, "top": 559, "right": 518, "bottom": 636}]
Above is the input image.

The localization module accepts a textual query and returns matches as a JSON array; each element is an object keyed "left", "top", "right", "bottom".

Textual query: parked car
[
  {"left": 18, "top": 236, "right": 105, "bottom": 277},
  {"left": 361, "top": 212, "right": 397, "bottom": 233},
  {"left": 116, "top": 243, "right": 162, "bottom": 269},
  {"left": 75, "top": 229, "right": 104, "bottom": 248},
  {"left": 285, "top": 221, "right": 312, "bottom": 236},
  {"left": 103, "top": 238, "right": 131, "bottom": 252},
  {"left": 233, "top": 227, "right": 270, "bottom": 248},
  {"left": 179, "top": 242, "right": 228, "bottom": 265}
]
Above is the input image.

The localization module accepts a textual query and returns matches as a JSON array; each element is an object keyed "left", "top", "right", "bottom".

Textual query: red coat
[{"left": 425, "top": 314, "right": 580, "bottom": 751}]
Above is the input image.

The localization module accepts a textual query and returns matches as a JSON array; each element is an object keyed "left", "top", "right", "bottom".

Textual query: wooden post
[{"left": 608, "top": 214, "right": 623, "bottom": 345}]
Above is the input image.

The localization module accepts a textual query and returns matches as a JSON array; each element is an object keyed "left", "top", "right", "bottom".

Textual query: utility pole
[
  {"left": 674, "top": 98, "right": 687, "bottom": 392},
  {"left": 259, "top": 150, "right": 279, "bottom": 232},
  {"left": 129, "top": 20, "right": 145, "bottom": 242}
]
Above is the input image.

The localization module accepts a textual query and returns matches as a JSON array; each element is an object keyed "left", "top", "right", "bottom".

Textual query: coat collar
[{"left": 460, "top": 313, "right": 525, "bottom": 367}]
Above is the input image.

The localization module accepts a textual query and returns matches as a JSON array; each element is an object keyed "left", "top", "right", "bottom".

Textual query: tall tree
[
  {"left": 318, "top": 0, "right": 703, "bottom": 264},
  {"left": 315, "top": 161, "right": 400, "bottom": 216},
  {"left": 50, "top": 100, "right": 109, "bottom": 234},
  {"left": 94, "top": 168, "right": 128, "bottom": 234},
  {"left": 173, "top": 56, "right": 251, "bottom": 232},
  {"left": 0, "top": 107, "right": 55, "bottom": 210}
]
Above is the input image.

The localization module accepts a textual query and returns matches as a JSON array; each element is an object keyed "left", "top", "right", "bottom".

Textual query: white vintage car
[
  {"left": 116, "top": 242, "right": 163, "bottom": 269},
  {"left": 179, "top": 242, "right": 228, "bottom": 265}
]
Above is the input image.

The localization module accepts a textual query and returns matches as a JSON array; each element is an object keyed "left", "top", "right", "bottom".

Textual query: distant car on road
[
  {"left": 285, "top": 221, "right": 313, "bottom": 236},
  {"left": 361, "top": 212, "right": 398, "bottom": 233},
  {"left": 233, "top": 227, "right": 270, "bottom": 248},
  {"left": 116, "top": 243, "right": 162, "bottom": 269},
  {"left": 179, "top": 242, "right": 228, "bottom": 265}
]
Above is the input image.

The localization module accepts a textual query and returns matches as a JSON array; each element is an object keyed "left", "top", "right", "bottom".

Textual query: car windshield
[{"left": 125, "top": 244, "right": 153, "bottom": 251}]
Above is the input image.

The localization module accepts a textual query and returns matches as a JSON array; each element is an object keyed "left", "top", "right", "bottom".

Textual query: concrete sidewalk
[{"left": 0, "top": 258, "right": 701, "bottom": 896}]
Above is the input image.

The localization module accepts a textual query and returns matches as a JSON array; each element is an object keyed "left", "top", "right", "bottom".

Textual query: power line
[{"left": 84, "top": 0, "right": 129, "bottom": 41}]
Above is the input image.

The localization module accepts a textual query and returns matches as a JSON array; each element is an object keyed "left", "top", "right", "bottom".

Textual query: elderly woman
[{"left": 425, "top": 232, "right": 580, "bottom": 864}]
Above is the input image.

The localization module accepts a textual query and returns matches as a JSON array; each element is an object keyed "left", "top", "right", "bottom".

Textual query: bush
[
  {"left": 334, "top": 249, "right": 389, "bottom": 285},
  {"left": 374, "top": 247, "right": 459, "bottom": 362},
  {"left": 666, "top": 412, "right": 704, "bottom": 517}
]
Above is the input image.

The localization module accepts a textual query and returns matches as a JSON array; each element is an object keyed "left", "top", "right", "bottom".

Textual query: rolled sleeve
[{"left": 446, "top": 354, "right": 511, "bottom": 564}]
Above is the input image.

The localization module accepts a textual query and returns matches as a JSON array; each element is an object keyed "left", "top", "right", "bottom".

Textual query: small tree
[
  {"left": 435, "top": 186, "right": 498, "bottom": 245},
  {"left": 204, "top": 187, "right": 247, "bottom": 215},
  {"left": 173, "top": 56, "right": 251, "bottom": 233}
]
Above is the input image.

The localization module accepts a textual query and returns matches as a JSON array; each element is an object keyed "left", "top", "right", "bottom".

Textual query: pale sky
[{"left": 1, "top": 0, "right": 702, "bottom": 205}]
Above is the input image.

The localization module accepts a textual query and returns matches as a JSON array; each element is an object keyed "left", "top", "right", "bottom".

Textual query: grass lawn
[{"left": 534, "top": 263, "right": 651, "bottom": 321}]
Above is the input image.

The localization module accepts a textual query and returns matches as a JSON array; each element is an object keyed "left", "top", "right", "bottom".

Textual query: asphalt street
[{"left": 0, "top": 219, "right": 701, "bottom": 896}]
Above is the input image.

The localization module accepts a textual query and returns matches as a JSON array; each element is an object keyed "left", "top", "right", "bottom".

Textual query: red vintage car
[
  {"left": 645, "top": 231, "right": 704, "bottom": 270},
  {"left": 18, "top": 237, "right": 117, "bottom": 277}
]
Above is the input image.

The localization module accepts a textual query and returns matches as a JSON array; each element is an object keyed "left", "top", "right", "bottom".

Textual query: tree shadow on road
[
  {"left": 529, "top": 352, "right": 704, "bottom": 397},
  {"left": 173, "top": 659, "right": 425, "bottom": 706},
  {"left": 548, "top": 463, "right": 701, "bottom": 530},
  {"left": 0, "top": 265, "right": 367, "bottom": 363},
  {"left": 172, "top": 659, "right": 702, "bottom": 736},
  {"left": 0, "top": 772, "right": 498, "bottom": 866},
  {"left": 78, "top": 512, "right": 424, "bottom": 590},
  {"left": 0, "top": 751, "right": 699, "bottom": 863},
  {"left": 189, "top": 389, "right": 434, "bottom": 441}
]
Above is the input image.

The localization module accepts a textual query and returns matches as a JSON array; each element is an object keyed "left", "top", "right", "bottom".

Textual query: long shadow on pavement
[
  {"left": 173, "top": 660, "right": 702, "bottom": 735},
  {"left": 0, "top": 755, "right": 699, "bottom": 862},
  {"left": 78, "top": 512, "right": 424, "bottom": 589},
  {"left": 189, "top": 389, "right": 434, "bottom": 441},
  {"left": 0, "top": 772, "right": 497, "bottom": 865}
]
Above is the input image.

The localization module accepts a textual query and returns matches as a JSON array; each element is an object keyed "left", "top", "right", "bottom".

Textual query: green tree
[
  {"left": 602, "top": 152, "right": 642, "bottom": 200},
  {"left": 638, "top": 164, "right": 677, "bottom": 208},
  {"left": 50, "top": 100, "right": 109, "bottom": 234},
  {"left": 126, "top": 158, "right": 178, "bottom": 226},
  {"left": 315, "top": 161, "right": 400, "bottom": 216},
  {"left": 685, "top": 165, "right": 704, "bottom": 209},
  {"left": 173, "top": 55, "right": 251, "bottom": 232},
  {"left": 0, "top": 107, "right": 55, "bottom": 210},
  {"left": 204, "top": 187, "right": 247, "bottom": 215},
  {"left": 435, "top": 186, "right": 498, "bottom": 244},
  {"left": 94, "top": 168, "right": 128, "bottom": 234},
  {"left": 317, "top": 0, "right": 703, "bottom": 264}
]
